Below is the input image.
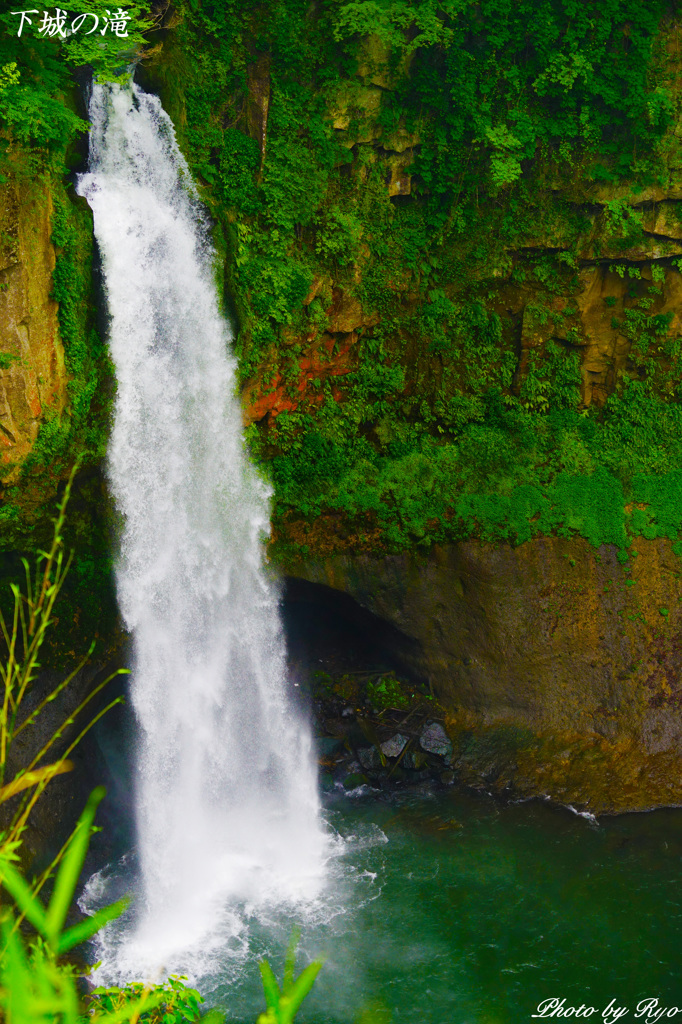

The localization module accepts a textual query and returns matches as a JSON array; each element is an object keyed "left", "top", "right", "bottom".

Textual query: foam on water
[{"left": 79, "top": 815, "right": 383, "bottom": 992}]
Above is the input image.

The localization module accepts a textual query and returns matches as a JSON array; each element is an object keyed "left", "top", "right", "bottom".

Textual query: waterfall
[{"left": 77, "top": 82, "right": 326, "bottom": 974}]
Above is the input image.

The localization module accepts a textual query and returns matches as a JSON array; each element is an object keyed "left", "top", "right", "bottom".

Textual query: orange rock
[
  {"left": 0, "top": 172, "right": 66, "bottom": 478},
  {"left": 242, "top": 331, "right": 359, "bottom": 423}
]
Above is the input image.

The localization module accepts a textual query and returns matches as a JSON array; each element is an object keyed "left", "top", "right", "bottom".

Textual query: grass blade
[
  {"left": 0, "top": 760, "right": 73, "bottom": 803},
  {"left": 283, "top": 926, "right": 300, "bottom": 994},
  {"left": 0, "top": 858, "right": 49, "bottom": 936},
  {"left": 258, "top": 959, "right": 281, "bottom": 1011},
  {"left": 283, "top": 960, "right": 324, "bottom": 1020},
  {"left": 57, "top": 896, "right": 129, "bottom": 953},
  {"left": 45, "top": 786, "right": 105, "bottom": 945}
]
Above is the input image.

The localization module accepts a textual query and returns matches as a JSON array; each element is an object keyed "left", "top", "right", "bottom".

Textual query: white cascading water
[{"left": 77, "top": 82, "right": 327, "bottom": 976}]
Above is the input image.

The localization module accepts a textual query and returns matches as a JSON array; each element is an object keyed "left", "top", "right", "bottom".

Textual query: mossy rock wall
[
  {"left": 0, "top": 148, "right": 116, "bottom": 659},
  {"left": 127, "top": 2, "right": 682, "bottom": 566}
]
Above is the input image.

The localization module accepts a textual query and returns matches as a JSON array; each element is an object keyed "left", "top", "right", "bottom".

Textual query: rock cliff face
[
  {"left": 235, "top": 27, "right": 682, "bottom": 425},
  {"left": 0, "top": 172, "right": 66, "bottom": 476},
  {"left": 3, "top": 5, "right": 682, "bottom": 816},
  {"left": 286, "top": 535, "right": 682, "bottom": 813}
]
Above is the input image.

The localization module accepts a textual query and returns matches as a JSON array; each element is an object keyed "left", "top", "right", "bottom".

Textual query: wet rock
[
  {"left": 325, "top": 288, "right": 380, "bottom": 334},
  {"left": 386, "top": 151, "right": 413, "bottom": 197},
  {"left": 358, "top": 746, "right": 382, "bottom": 770},
  {"left": 342, "top": 771, "right": 369, "bottom": 790},
  {"left": 317, "top": 735, "right": 345, "bottom": 757},
  {"left": 246, "top": 52, "right": 270, "bottom": 172},
  {"left": 241, "top": 330, "right": 358, "bottom": 424},
  {"left": 329, "top": 81, "right": 383, "bottom": 144},
  {"left": 320, "top": 772, "right": 336, "bottom": 792},
  {"left": 420, "top": 722, "right": 453, "bottom": 759},
  {"left": 380, "top": 733, "right": 408, "bottom": 758},
  {"left": 399, "top": 750, "right": 416, "bottom": 770}
]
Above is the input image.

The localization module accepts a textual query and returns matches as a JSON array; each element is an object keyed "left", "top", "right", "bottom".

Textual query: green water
[{"left": 209, "top": 788, "right": 682, "bottom": 1024}]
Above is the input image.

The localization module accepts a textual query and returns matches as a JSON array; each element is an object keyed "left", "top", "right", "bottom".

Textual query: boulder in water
[{"left": 342, "top": 771, "right": 369, "bottom": 790}]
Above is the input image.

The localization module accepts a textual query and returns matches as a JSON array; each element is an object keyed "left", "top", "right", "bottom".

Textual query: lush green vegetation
[
  {"left": 1, "top": 6, "right": 680, "bottom": 1013},
  {"left": 0, "top": 1, "right": 149, "bottom": 159},
  {"left": 140, "top": 0, "right": 682, "bottom": 559}
]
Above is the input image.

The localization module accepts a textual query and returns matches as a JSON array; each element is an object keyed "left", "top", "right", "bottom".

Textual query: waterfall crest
[{"left": 77, "top": 82, "right": 325, "bottom": 974}]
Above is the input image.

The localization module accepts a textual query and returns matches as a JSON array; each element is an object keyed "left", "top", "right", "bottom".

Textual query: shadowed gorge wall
[{"left": 286, "top": 536, "right": 682, "bottom": 812}]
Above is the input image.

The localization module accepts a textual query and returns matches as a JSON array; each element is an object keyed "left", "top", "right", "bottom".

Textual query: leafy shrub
[
  {"left": 87, "top": 975, "right": 212, "bottom": 1024},
  {"left": 366, "top": 675, "right": 410, "bottom": 710}
]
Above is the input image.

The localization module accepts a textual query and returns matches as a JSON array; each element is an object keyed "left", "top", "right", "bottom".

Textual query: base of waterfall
[
  {"left": 80, "top": 787, "right": 682, "bottom": 1024},
  {"left": 79, "top": 813, "right": 363, "bottom": 988}
]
